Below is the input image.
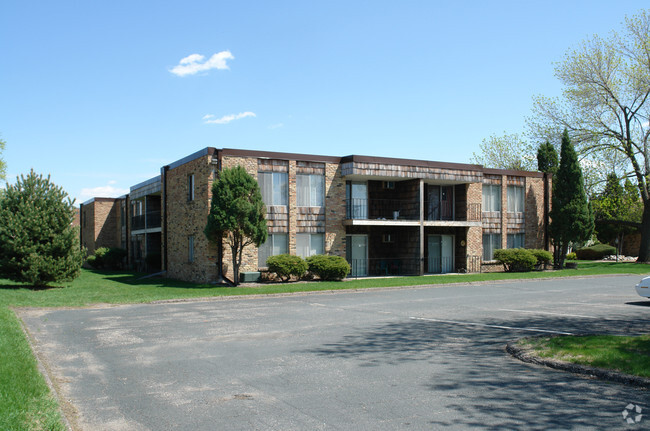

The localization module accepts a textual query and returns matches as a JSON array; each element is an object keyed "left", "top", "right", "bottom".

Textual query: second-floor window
[
  {"left": 482, "top": 184, "right": 501, "bottom": 213},
  {"left": 258, "top": 172, "right": 288, "bottom": 206},
  {"left": 507, "top": 185, "right": 524, "bottom": 213},
  {"left": 297, "top": 174, "right": 324, "bottom": 207},
  {"left": 188, "top": 174, "right": 195, "bottom": 201}
]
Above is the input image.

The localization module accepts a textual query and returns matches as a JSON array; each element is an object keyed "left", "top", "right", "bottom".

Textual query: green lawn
[
  {"left": 520, "top": 334, "right": 650, "bottom": 378},
  {"left": 1, "top": 261, "right": 649, "bottom": 430}
]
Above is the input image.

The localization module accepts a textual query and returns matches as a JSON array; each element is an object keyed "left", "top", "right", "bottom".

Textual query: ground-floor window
[
  {"left": 296, "top": 233, "right": 324, "bottom": 258},
  {"left": 188, "top": 236, "right": 195, "bottom": 263},
  {"left": 346, "top": 234, "right": 368, "bottom": 276},
  {"left": 483, "top": 233, "right": 501, "bottom": 261},
  {"left": 507, "top": 233, "right": 525, "bottom": 249},
  {"left": 258, "top": 233, "right": 288, "bottom": 267}
]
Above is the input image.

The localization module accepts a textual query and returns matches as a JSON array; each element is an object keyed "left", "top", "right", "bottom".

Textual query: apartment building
[{"left": 81, "top": 147, "right": 551, "bottom": 283}]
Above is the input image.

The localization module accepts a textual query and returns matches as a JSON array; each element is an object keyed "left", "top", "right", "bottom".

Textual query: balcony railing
[
  {"left": 131, "top": 211, "right": 161, "bottom": 230},
  {"left": 346, "top": 198, "right": 419, "bottom": 220},
  {"left": 348, "top": 258, "right": 421, "bottom": 277}
]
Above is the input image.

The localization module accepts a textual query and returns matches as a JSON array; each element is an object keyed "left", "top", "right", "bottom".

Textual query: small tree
[
  {"left": 0, "top": 170, "right": 84, "bottom": 286},
  {"left": 470, "top": 132, "right": 535, "bottom": 170},
  {"left": 548, "top": 130, "right": 594, "bottom": 268},
  {"left": 205, "top": 166, "right": 267, "bottom": 286}
]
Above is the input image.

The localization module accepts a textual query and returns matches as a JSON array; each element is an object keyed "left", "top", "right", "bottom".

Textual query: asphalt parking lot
[{"left": 19, "top": 275, "right": 650, "bottom": 430}]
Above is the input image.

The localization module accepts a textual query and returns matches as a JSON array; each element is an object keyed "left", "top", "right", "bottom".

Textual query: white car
[{"left": 635, "top": 276, "right": 650, "bottom": 298}]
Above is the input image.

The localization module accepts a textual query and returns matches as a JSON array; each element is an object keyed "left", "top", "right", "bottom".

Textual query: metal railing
[
  {"left": 131, "top": 211, "right": 161, "bottom": 230},
  {"left": 347, "top": 258, "right": 420, "bottom": 277},
  {"left": 346, "top": 198, "right": 420, "bottom": 220}
]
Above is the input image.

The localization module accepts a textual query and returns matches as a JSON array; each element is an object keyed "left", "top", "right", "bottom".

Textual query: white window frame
[
  {"left": 507, "top": 233, "right": 525, "bottom": 249},
  {"left": 296, "top": 233, "right": 325, "bottom": 258},
  {"left": 482, "top": 233, "right": 501, "bottom": 261},
  {"left": 507, "top": 185, "right": 525, "bottom": 213},
  {"left": 482, "top": 184, "right": 501, "bottom": 213},
  {"left": 297, "top": 174, "right": 325, "bottom": 207},
  {"left": 258, "top": 172, "right": 288, "bottom": 206},
  {"left": 258, "top": 233, "right": 288, "bottom": 267}
]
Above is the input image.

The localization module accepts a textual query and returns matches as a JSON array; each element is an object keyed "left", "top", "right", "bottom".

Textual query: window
[
  {"left": 188, "top": 174, "right": 195, "bottom": 201},
  {"left": 482, "top": 184, "right": 501, "bottom": 212},
  {"left": 483, "top": 233, "right": 501, "bottom": 261},
  {"left": 188, "top": 236, "right": 195, "bottom": 263},
  {"left": 258, "top": 234, "right": 288, "bottom": 266},
  {"left": 507, "top": 233, "right": 525, "bottom": 249},
  {"left": 296, "top": 233, "right": 324, "bottom": 258},
  {"left": 297, "top": 174, "right": 325, "bottom": 207},
  {"left": 507, "top": 185, "right": 524, "bottom": 213},
  {"left": 258, "top": 172, "right": 288, "bottom": 206}
]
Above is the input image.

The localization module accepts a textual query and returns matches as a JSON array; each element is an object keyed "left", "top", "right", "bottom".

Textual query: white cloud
[
  {"left": 203, "top": 111, "right": 256, "bottom": 125},
  {"left": 79, "top": 183, "right": 129, "bottom": 201},
  {"left": 170, "top": 51, "right": 234, "bottom": 76}
]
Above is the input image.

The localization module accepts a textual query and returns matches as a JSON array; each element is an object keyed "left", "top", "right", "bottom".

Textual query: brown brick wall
[
  {"left": 80, "top": 199, "right": 120, "bottom": 256},
  {"left": 165, "top": 154, "right": 218, "bottom": 283},
  {"left": 524, "top": 176, "right": 546, "bottom": 249}
]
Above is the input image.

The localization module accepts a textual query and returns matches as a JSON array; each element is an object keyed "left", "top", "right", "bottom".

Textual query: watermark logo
[{"left": 622, "top": 403, "right": 643, "bottom": 424}]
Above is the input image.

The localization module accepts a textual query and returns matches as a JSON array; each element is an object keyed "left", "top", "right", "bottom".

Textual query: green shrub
[
  {"left": 575, "top": 244, "right": 616, "bottom": 260},
  {"left": 306, "top": 255, "right": 351, "bottom": 281},
  {"left": 266, "top": 254, "right": 308, "bottom": 282},
  {"left": 105, "top": 248, "right": 127, "bottom": 269},
  {"left": 86, "top": 254, "right": 100, "bottom": 269},
  {"left": 566, "top": 252, "right": 577, "bottom": 260},
  {"left": 493, "top": 248, "right": 537, "bottom": 272},
  {"left": 530, "top": 249, "right": 552, "bottom": 266}
]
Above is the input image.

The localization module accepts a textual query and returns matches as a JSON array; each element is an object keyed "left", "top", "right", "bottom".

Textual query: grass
[
  {"left": 521, "top": 334, "right": 650, "bottom": 378},
  {"left": 1, "top": 261, "right": 649, "bottom": 430}
]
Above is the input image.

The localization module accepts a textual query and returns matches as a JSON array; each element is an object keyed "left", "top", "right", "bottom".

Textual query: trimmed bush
[
  {"left": 566, "top": 252, "right": 577, "bottom": 260},
  {"left": 493, "top": 248, "right": 537, "bottom": 272},
  {"left": 87, "top": 247, "right": 127, "bottom": 270},
  {"left": 306, "top": 255, "right": 351, "bottom": 281},
  {"left": 575, "top": 244, "right": 616, "bottom": 260},
  {"left": 86, "top": 254, "right": 100, "bottom": 269},
  {"left": 530, "top": 249, "right": 552, "bottom": 267},
  {"left": 266, "top": 254, "right": 308, "bottom": 282}
]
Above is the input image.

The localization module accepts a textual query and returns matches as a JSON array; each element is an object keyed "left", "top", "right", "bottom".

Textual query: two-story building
[{"left": 81, "top": 147, "right": 550, "bottom": 283}]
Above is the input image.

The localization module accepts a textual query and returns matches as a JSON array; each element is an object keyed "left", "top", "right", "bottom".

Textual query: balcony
[
  {"left": 346, "top": 198, "right": 419, "bottom": 221},
  {"left": 131, "top": 211, "right": 161, "bottom": 231}
]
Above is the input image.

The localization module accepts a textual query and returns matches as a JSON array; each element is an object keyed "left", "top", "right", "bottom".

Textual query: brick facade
[
  {"left": 80, "top": 198, "right": 121, "bottom": 256},
  {"left": 82, "top": 148, "right": 551, "bottom": 282}
]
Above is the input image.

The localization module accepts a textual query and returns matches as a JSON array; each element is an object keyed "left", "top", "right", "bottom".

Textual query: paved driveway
[{"left": 19, "top": 275, "right": 650, "bottom": 430}]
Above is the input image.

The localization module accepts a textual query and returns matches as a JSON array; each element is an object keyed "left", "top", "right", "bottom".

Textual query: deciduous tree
[
  {"left": 205, "top": 166, "right": 267, "bottom": 285},
  {"left": 529, "top": 9, "right": 650, "bottom": 261},
  {"left": 470, "top": 133, "right": 535, "bottom": 170}
]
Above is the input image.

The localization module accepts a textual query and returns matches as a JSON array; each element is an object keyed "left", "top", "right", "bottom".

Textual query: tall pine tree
[
  {"left": 0, "top": 170, "right": 84, "bottom": 286},
  {"left": 537, "top": 140, "right": 558, "bottom": 174},
  {"left": 548, "top": 130, "right": 594, "bottom": 268}
]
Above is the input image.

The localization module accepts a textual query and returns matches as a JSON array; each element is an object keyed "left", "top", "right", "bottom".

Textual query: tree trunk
[
  {"left": 231, "top": 243, "right": 240, "bottom": 286},
  {"left": 637, "top": 199, "right": 650, "bottom": 262}
]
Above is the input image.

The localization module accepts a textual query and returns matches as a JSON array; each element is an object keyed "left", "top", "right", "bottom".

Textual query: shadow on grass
[
  {"left": 625, "top": 301, "right": 650, "bottom": 307},
  {"left": 302, "top": 312, "right": 649, "bottom": 429},
  {"left": 0, "top": 283, "right": 65, "bottom": 291}
]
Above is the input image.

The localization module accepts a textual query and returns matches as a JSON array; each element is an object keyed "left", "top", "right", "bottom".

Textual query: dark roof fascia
[
  {"left": 219, "top": 148, "right": 341, "bottom": 164},
  {"left": 340, "top": 154, "right": 484, "bottom": 172},
  {"left": 482, "top": 167, "right": 544, "bottom": 178},
  {"left": 167, "top": 147, "right": 218, "bottom": 171},
  {"left": 130, "top": 175, "right": 162, "bottom": 192},
  {"left": 81, "top": 197, "right": 119, "bottom": 206}
]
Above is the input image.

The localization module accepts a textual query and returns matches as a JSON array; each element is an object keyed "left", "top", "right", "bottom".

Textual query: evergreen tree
[
  {"left": 548, "top": 130, "right": 594, "bottom": 268},
  {"left": 205, "top": 166, "right": 267, "bottom": 285},
  {"left": 0, "top": 170, "right": 84, "bottom": 286},
  {"left": 536, "top": 140, "right": 558, "bottom": 174}
]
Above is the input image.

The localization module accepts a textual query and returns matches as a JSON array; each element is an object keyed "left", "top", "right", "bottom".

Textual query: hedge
[
  {"left": 493, "top": 248, "right": 537, "bottom": 272},
  {"left": 306, "top": 255, "right": 350, "bottom": 281},
  {"left": 266, "top": 254, "right": 308, "bottom": 281},
  {"left": 575, "top": 244, "right": 616, "bottom": 260}
]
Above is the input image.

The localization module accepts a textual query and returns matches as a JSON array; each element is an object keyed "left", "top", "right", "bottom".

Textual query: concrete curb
[{"left": 506, "top": 336, "right": 650, "bottom": 389}]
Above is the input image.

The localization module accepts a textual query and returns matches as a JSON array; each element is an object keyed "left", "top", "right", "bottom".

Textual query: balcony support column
[{"left": 419, "top": 179, "right": 425, "bottom": 276}]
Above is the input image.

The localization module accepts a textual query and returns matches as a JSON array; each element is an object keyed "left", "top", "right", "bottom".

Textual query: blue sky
[{"left": 1, "top": 1, "right": 648, "bottom": 204}]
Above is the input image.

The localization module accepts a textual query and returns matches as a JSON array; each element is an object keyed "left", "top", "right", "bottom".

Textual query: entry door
[
  {"left": 346, "top": 182, "right": 368, "bottom": 219},
  {"left": 441, "top": 186, "right": 453, "bottom": 220},
  {"left": 428, "top": 235, "right": 454, "bottom": 273},
  {"left": 347, "top": 235, "right": 368, "bottom": 276}
]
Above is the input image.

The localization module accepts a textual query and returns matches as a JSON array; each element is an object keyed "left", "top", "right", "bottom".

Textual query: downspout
[{"left": 163, "top": 165, "right": 169, "bottom": 273}]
